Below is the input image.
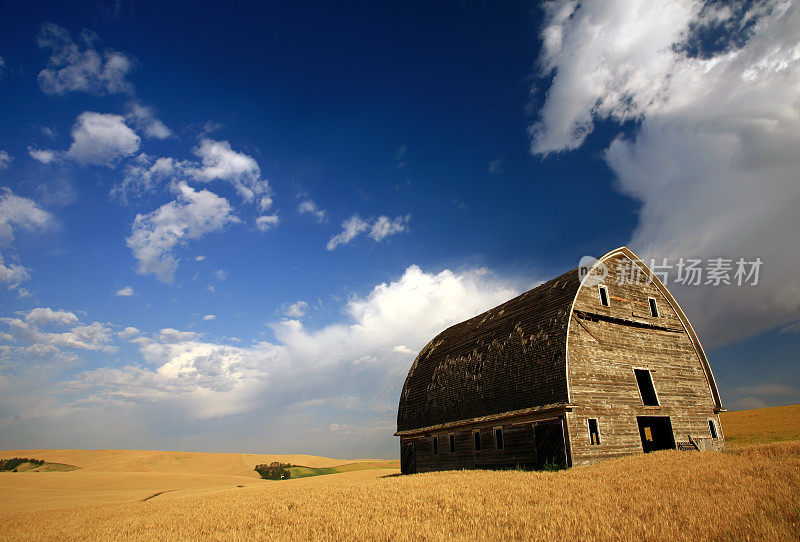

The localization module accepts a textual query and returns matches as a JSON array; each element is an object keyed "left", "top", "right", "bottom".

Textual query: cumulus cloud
[
  {"left": 125, "top": 102, "right": 172, "bottom": 139},
  {"left": 25, "top": 308, "right": 79, "bottom": 327},
  {"left": 28, "top": 147, "right": 57, "bottom": 164},
  {"left": 1, "top": 311, "right": 115, "bottom": 354},
  {"left": 0, "top": 150, "right": 11, "bottom": 169},
  {"left": 327, "top": 214, "right": 410, "bottom": 250},
  {"left": 531, "top": 0, "right": 800, "bottom": 346},
  {"left": 126, "top": 182, "right": 240, "bottom": 282},
  {"left": 67, "top": 112, "right": 140, "bottom": 166},
  {"left": 66, "top": 264, "right": 520, "bottom": 423},
  {"left": 115, "top": 286, "right": 135, "bottom": 297},
  {"left": 37, "top": 23, "right": 134, "bottom": 95},
  {"left": 298, "top": 199, "right": 327, "bottom": 222}
]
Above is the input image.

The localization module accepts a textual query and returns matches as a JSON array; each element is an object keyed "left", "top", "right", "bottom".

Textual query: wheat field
[{"left": 1, "top": 405, "right": 798, "bottom": 540}]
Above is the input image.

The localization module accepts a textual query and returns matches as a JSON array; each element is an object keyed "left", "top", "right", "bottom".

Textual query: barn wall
[
  {"left": 402, "top": 412, "right": 568, "bottom": 473},
  {"left": 567, "top": 252, "right": 724, "bottom": 467}
]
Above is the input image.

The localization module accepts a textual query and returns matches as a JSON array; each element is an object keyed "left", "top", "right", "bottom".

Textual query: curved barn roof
[{"left": 396, "top": 267, "right": 580, "bottom": 434}]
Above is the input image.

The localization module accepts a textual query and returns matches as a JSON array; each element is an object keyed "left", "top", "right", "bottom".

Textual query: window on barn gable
[
  {"left": 648, "top": 297, "right": 659, "bottom": 317},
  {"left": 634, "top": 369, "right": 660, "bottom": 406},
  {"left": 473, "top": 430, "right": 482, "bottom": 451},
  {"left": 599, "top": 285, "right": 610, "bottom": 307}
]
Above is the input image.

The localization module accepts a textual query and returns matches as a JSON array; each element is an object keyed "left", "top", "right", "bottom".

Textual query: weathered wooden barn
[{"left": 396, "top": 247, "right": 724, "bottom": 473}]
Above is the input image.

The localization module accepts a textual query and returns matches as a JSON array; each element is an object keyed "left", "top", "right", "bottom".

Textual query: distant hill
[{"left": 0, "top": 449, "right": 383, "bottom": 478}]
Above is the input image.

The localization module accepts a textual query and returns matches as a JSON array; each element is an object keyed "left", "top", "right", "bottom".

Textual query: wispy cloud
[{"left": 327, "top": 214, "right": 410, "bottom": 250}]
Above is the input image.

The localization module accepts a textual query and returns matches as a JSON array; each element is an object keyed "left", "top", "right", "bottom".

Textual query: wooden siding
[
  {"left": 566, "top": 251, "right": 724, "bottom": 466},
  {"left": 404, "top": 412, "right": 568, "bottom": 473}
]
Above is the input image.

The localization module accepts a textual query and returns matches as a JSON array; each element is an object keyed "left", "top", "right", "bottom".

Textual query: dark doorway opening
[
  {"left": 533, "top": 419, "right": 567, "bottom": 468},
  {"left": 637, "top": 416, "right": 676, "bottom": 453},
  {"left": 401, "top": 441, "right": 416, "bottom": 474}
]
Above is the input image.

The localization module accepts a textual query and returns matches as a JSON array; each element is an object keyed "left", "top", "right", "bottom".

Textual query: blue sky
[{"left": 0, "top": 0, "right": 798, "bottom": 458}]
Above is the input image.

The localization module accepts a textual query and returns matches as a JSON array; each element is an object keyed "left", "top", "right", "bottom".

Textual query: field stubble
[{"left": 1, "top": 441, "right": 798, "bottom": 541}]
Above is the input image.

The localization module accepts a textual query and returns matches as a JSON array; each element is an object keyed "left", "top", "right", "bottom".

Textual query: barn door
[
  {"left": 400, "top": 440, "right": 416, "bottom": 474},
  {"left": 637, "top": 416, "right": 676, "bottom": 453},
  {"left": 533, "top": 419, "right": 567, "bottom": 469}
]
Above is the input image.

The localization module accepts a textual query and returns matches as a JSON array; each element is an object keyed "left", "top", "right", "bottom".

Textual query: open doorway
[{"left": 637, "top": 416, "right": 676, "bottom": 453}]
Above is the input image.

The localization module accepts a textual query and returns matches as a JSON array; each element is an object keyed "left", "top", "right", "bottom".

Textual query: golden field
[
  {"left": 720, "top": 403, "right": 800, "bottom": 447},
  {"left": 0, "top": 405, "right": 798, "bottom": 541}
]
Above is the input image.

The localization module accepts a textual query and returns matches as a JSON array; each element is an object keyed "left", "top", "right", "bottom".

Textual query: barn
[{"left": 396, "top": 247, "right": 724, "bottom": 474}]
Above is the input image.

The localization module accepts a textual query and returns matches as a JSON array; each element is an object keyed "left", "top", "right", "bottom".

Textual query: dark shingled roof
[{"left": 397, "top": 267, "right": 581, "bottom": 433}]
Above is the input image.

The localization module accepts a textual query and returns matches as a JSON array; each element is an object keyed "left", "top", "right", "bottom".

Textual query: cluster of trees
[
  {"left": 254, "top": 462, "right": 292, "bottom": 480},
  {"left": 0, "top": 458, "right": 45, "bottom": 471}
]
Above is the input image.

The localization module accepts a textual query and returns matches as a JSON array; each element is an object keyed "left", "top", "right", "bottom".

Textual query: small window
[
  {"left": 648, "top": 297, "right": 659, "bottom": 317},
  {"left": 599, "top": 285, "right": 610, "bottom": 307},
  {"left": 634, "top": 369, "right": 659, "bottom": 406},
  {"left": 494, "top": 427, "right": 504, "bottom": 450},
  {"left": 588, "top": 418, "right": 601, "bottom": 445},
  {"left": 448, "top": 434, "right": 455, "bottom": 453},
  {"left": 708, "top": 419, "right": 718, "bottom": 439},
  {"left": 432, "top": 436, "right": 438, "bottom": 455},
  {"left": 473, "top": 430, "right": 482, "bottom": 451}
]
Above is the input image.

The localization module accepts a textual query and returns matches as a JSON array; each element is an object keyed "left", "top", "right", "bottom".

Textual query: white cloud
[
  {"left": 0, "top": 189, "right": 54, "bottom": 246},
  {"left": 189, "top": 139, "right": 272, "bottom": 209},
  {"left": 115, "top": 286, "right": 135, "bottom": 297},
  {"left": 531, "top": 0, "right": 800, "bottom": 346},
  {"left": 488, "top": 159, "right": 502, "bottom": 175},
  {"left": 1, "top": 312, "right": 115, "bottom": 353},
  {"left": 66, "top": 264, "right": 520, "bottom": 422},
  {"left": 118, "top": 327, "right": 140, "bottom": 339},
  {"left": 298, "top": 199, "right": 326, "bottom": 222},
  {"left": 195, "top": 255, "right": 206, "bottom": 262},
  {"left": 327, "top": 214, "right": 410, "bottom": 250},
  {"left": 327, "top": 215, "right": 369, "bottom": 250},
  {"left": 369, "top": 215, "right": 410, "bottom": 242},
  {"left": 25, "top": 308, "right": 79, "bottom": 327},
  {"left": 0, "top": 255, "right": 31, "bottom": 290},
  {"left": 283, "top": 301, "right": 309, "bottom": 319},
  {"left": 113, "top": 154, "right": 187, "bottom": 203},
  {"left": 0, "top": 150, "right": 11, "bottom": 169},
  {"left": 125, "top": 102, "right": 172, "bottom": 139},
  {"left": 126, "top": 182, "right": 240, "bottom": 282},
  {"left": 37, "top": 23, "right": 134, "bottom": 95},
  {"left": 28, "top": 147, "right": 57, "bottom": 164},
  {"left": 255, "top": 214, "right": 279, "bottom": 232},
  {"left": 67, "top": 112, "right": 140, "bottom": 166},
  {"left": 214, "top": 269, "right": 227, "bottom": 280},
  {"left": 202, "top": 314, "right": 216, "bottom": 321}
]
